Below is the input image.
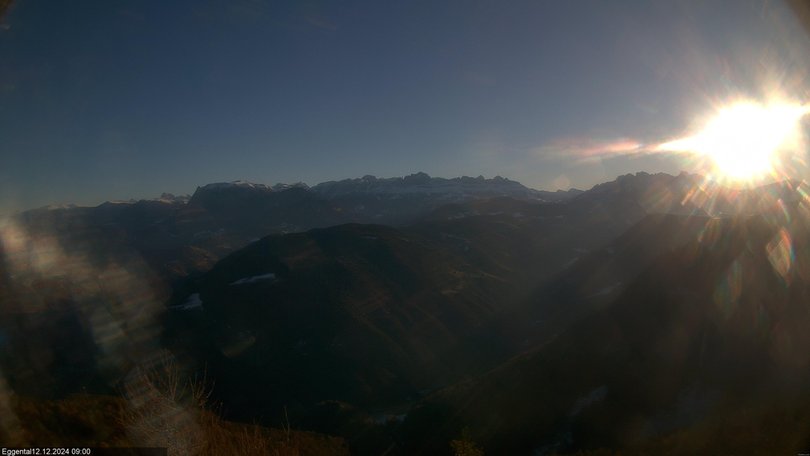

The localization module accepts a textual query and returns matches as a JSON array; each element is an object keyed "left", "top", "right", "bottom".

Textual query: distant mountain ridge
[
  {"left": 9, "top": 171, "right": 806, "bottom": 285},
  {"left": 183, "top": 172, "right": 580, "bottom": 216},
  {"left": 310, "top": 172, "right": 576, "bottom": 200},
  {"left": 25, "top": 172, "right": 577, "bottom": 213}
]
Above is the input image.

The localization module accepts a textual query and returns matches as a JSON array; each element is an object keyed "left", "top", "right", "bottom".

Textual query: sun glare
[{"left": 659, "top": 101, "right": 809, "bottom": 182}]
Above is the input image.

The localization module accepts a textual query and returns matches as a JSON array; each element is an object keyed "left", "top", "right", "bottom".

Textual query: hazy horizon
[{"left": 0, "top": 170, "right": 596, "bottom": 214}]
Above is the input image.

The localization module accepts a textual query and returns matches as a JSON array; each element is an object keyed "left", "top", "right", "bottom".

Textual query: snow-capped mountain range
[{"left": 189, "top": 172, "right": 577, "bottom": 202}]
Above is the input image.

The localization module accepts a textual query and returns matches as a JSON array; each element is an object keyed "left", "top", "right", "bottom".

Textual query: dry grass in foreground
[{"left": 0, "top": 356, "right": 347, "bottom": 455}]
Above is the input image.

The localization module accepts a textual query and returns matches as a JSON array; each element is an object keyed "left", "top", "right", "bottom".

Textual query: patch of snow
[
  {"left": 153, "top": 193, "right": 190, "bottom": 204},
  {"left": 199, "top": 181, "right": 271, "bottom": 191},
  {"left": 104, "top": 200, "right": 136, "bottom": 205},
  {"left": 40, "top": 203, "right": 79, "bottom": 211},
  {"left": 170, "top": 293, "right": 203, "bottom": 310},
  {"left": 312, "top": 173, "right": 538, "bottom": 199},
  {"left": 272, "top": 182, "right": 309, "bottom": 191},
  {"left": 230, "top": 273, "right": 276, "bottom": 286}
]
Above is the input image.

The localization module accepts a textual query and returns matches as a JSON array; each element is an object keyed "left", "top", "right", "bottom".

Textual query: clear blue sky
[{"left": 1, "top": 0, "right": 809, "bottom": 212}]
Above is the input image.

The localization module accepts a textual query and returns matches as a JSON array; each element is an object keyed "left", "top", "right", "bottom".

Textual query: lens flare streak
[{"left": 657, "top": 100, "right": 810, "bottom": 183}]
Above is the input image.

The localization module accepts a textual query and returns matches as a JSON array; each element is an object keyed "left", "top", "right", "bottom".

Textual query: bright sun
[{"left": 659, "top": 101, "right": 809, "bottom": 181}]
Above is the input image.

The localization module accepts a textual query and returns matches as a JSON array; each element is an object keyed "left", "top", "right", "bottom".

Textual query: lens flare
[
  {"left": 658, "top": 101, "right": 810, "bottom": 182},
  {"left": 767, "top": 227, "right": 795, "bottom": 284}
]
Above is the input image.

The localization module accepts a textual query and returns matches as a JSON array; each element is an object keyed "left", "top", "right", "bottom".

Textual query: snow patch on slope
[{"left": 230, "top": 273, "right": 276, "bottom": 286}]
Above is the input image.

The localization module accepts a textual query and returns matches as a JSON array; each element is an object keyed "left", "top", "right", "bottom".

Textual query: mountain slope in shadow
[{"left": 408, "top": 206, "right": 810, "bottom": 454}]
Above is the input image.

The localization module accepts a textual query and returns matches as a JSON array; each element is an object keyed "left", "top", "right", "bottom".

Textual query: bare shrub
[
  {"left": 120, "top": 352, "right": 208, "bottom": 455},
  {"left": 120, "top": 350, "right": 305, "bottom": 455}
]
